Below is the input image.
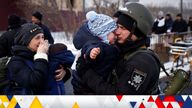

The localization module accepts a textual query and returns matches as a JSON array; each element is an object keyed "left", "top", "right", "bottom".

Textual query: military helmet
[{"left": 121, "top": 3, "right": 154, "bottom": 37}]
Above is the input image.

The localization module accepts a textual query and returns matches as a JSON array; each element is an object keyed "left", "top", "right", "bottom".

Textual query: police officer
[{"left": 78, "top": 3, "right": 161, "bottom": 94}]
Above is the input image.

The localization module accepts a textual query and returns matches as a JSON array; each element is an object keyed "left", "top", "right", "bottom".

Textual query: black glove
[{"left": 76, "top": 56, "right": 89, "bottom": 78}]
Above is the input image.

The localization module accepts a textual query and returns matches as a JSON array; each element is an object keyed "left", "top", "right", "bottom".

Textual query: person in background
[
  {"left": 0, "top": 14, "right": 22, "bottom": 57},
  {"left": 20, "top": 17, "right": 28, "bottom": 25},
  {"left": 152, "top": 11, "right": 167, "bottom": 34},
  {"left": 187, "top": 16, "right": 192, "bottom": 31},
  {"left": 171, "top": 13, "right": 188, "bottom": 42},
  {"left": 165, "top": 13, "right": 173, "bottom": 33},
  {"left": 171, "top": 13, "right": 188, "bottom": 33},
  {"left": 31, "top": 11, "right": 54, "bottom": 44}
]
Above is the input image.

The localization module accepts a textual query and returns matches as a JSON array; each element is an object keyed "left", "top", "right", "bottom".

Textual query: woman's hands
[
  {"left": 37, "top": 40, "right": 49, "bottom": 54},
  {"left": 55, "top": 65, "right": 66, "bottom": 81}
]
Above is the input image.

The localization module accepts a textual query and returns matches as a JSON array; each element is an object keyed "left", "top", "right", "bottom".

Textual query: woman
[{"left": 6, "top": 23, "right": 66, "bottom": 94}]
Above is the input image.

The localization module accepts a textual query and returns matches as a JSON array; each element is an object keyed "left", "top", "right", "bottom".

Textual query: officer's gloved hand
[{"left": 76, "top": 56, "right": 89, "bottom": 78}]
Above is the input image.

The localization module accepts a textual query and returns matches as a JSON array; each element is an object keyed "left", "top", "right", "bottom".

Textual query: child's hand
[{"left": 90, "top": 47, "right": 100, "bottom": 59}]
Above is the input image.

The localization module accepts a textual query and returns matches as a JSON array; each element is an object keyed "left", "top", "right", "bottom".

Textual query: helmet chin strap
[
  {"left": 126, "top": 22, "right": 136, "bottom": 41},
  {"left": 126, "top": 22, "right": 143, "bottom": 42}
]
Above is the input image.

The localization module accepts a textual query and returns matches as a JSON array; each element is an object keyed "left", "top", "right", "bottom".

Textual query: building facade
[{"left": 0, "top": 0, "right": 85, "bottom": 31}]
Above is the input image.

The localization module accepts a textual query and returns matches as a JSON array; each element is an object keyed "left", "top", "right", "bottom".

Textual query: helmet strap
[{"left": 126, "top": 22, "right": 136, "bottom": 41}]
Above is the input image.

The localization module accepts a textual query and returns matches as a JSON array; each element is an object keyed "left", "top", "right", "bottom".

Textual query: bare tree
[
  {"left": 92, "top": 0, "right": 121, "bottom": 16},
  {"left": 93, "top": 0, "right": 101, "bottom": 13}
]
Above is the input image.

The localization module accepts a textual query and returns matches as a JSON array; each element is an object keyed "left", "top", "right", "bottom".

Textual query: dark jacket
[
  {"left": 165, "top": 18, "right": 173, "bottom": 31},
  {"left": 46, "top": 50, "right": 74, "bottom": 95},
  {"left": 38, "top": 23, "right": 54, "bottom": 44},
  {"left": 71, "top": 23, "right": 119, "bottom": 94},
  {"left": 79, "top": 38, "right": 161, "bottom": 95},
  {"left": 188, "top": 21, "right": 192, "bottom": 31},
  {"left": 171, "top": 19, "right": 188, "bottom": 33},
  {"left": 82, "top": 41, "right": 119, "bottom": 80},
  {"left": 0, "top": 27, "right": 21, "bottom": 57},
  {"left": 7, "top": 45, "right": 49, "bottom": 94}
]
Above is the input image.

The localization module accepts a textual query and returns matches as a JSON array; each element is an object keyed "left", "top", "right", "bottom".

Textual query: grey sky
[
  {"left": 85, "top": 0, "right": 192, "bottom": 9},
  {"left": 139, "top": 0, "right": 191, "bottom": 8}
]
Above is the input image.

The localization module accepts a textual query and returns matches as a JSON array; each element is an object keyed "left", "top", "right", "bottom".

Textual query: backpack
[
  {"left": 0, "top": 56, "right": 11, "bottom": 93},
  {"left": 0, "top": 56, "right": 34, "bottom": 95},
  {"left": 163, "top": 69, "right": 191, "bottom": 95}
]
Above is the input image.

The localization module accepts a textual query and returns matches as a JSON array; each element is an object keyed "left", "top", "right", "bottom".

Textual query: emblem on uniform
[{"left": 128, "top": 68, "right": 147, "bottom": 91}]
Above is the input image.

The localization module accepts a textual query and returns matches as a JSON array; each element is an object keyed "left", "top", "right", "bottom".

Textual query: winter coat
[
  {"left": 72, "top": 23, "right": 119, "bottom": 94},
  {"left": 165, "top": 18, "right": 173, "bottom": 32},
  {"left": 46, "top": 49, "right": 74, "bottom": 95},
  {"left": 171, "top": 19, "right": 188, "bottom": 33},
  {"left": 82, "top": 41, "right": 119, "bottom": 80},
  {"left": 152, "top": 18, "right": 167, "bottom": 34},
  {"left": 188, "top": 21, "right": 192, "bottom": 31},
  {"left": 0, "top": 27, "right": 21, "bottom": 57},
  {"left": 38, "top": 23, "right": 54, "bottom": 44},
  {"left": 78, "top": 38, "right": 161, "bottom": 95},
  {"left": 6, "top": 45, "right": 49, "bottom": 94}
]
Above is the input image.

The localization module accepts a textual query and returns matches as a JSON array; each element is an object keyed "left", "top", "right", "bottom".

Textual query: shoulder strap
[
  {"left": 124, "top": 49, "right": 170, "bottom": 77},
  {"left": 8, "top": 56, "right": 34, "bottom": 78},
  {"left": 5, "top": 57, "right": 11, "bottom": 65},
  {"left": 10, "top": 56, "right": 34, "bottom": 72}
]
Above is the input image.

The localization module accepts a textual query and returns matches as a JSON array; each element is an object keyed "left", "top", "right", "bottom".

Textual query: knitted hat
[
  {"left": 49, "top": 43, "right": 67, "bottom": 55},
  {"left": 8, "top": 14, "right": 21, "bottom": 29},
  {"left": 32, "top": 11, "right": 43, "bottom": 21},
  {"left": 113, "top": 11, "right": 123, "bottom": 18},
  {"left": 117, "top": 14, "right": 146, "bottom": 38},
  {"left": 14, "top": 23, "right": 44, "bottom": 46},
  {"left": 86, "top": 11, "right": 117, "bottom": 44}
]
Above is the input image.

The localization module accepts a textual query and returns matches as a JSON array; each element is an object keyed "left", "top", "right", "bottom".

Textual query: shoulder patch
[{"left": 127, "top": 68, "right": 147, "bottom": 91}]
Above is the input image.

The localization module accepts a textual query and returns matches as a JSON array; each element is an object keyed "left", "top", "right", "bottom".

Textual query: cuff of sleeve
[{"left": 34, "top": 53, "right": 48, "bottom": 61}]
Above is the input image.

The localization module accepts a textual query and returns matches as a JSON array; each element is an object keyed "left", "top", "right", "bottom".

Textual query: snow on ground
[
  {"left": 51, "top": 32, "right": 79, "bottom": 56},
  {"left": 160, "top": 58, "right": 191, "bottom": 78}
]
